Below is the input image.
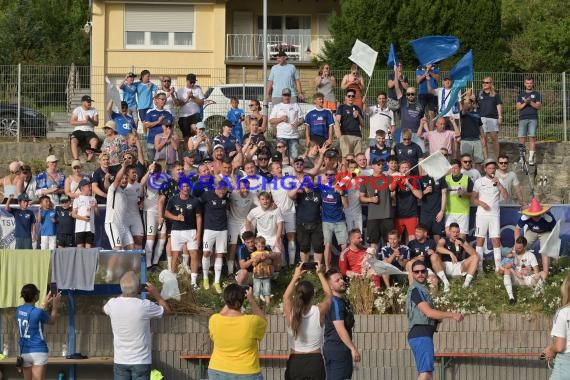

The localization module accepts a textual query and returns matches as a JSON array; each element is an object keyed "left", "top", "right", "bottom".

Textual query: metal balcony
[{"left": 225, "top": 34, "right": 331, "bottom": 62}]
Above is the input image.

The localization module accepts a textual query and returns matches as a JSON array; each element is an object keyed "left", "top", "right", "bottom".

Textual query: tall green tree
[
  {"left": 321, "top": 0, "right": 505, "bottom": 72},
  {"left": 0, "top": 0, "right": 89, "bottom": 65}
]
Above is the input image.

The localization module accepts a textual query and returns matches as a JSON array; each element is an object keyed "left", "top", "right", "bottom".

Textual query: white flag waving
[
  {"left": 540, "top": 220, "right": 562, "bottom": 259},
  {"left": 105, "top": 76, "right": 122, "bottom": 113},
  {"left": 418, "top": 151, "right": 451, "bottom": 180},
  {"left": 349, "top": 39, "right": 378, "bottom": 77}
]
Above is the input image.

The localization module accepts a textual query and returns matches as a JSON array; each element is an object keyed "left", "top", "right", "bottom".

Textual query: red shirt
[{"left": 339, "top": 246, "right": 367, "bottom": 276}]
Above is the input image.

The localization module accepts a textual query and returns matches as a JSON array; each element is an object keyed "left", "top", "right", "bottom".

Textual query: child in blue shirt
[
  {"left": 38, "top": 195, "right": 57, "bottom": 250},
  {"left": 226, "top": 96, "right": 245, "bottom": 144},
  {"left": 6, "top": 194, "right": 36, "bottom": 249}
]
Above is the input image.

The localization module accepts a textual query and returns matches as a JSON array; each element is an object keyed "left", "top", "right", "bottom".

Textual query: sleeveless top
[
  {"left": 317, "top": 77, "right": 336, "bottom": 102},
  {"left": 287, "top": 305, "right": 323, "bottom": 352},
  {"left": 445, "top": 174, "right": 470, "bottom": 215},
  {"left": 154, "top": 135, "right": 178, "bottom": 164}
]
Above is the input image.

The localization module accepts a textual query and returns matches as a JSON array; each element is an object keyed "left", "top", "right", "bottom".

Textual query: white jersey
[
  {"left": 513, "top": 250, "right": 539, "bottom": 272},
  {"left": 551, "top": 306, "right": 570, "bottom": 354},
  {"left": 229, "top": 191, "right": 256, "bottom": 222},
  {"left": 73, "top": 195, "right": 96, "bottom": 233},
  {"left": 125, "top": 182, "right": 143, "bottom": 215},
  {"left": 269, "top": 102, "right": 303, "bottom": 139},
  {"left": 368, "top": 105, "right": 394, "bottom": 138},
  {"left": 473, "top": 176, "right": 500, "bottom": 216},
  {"left": 246, "top": 206, "right": 284, "bottom": 246},
  {"left": 271, "top": 185, "right": 296, "bottom": 214},
  {"left": 143, "top": 178, "right": 165, "bottom": 212},
  {"left": 461, "top": 168, "right": 481, "bottom": 182},
  {"left": 72, "top": 106, "right": 98, "bottom": 132},
  {"left": 105, "top": 184, "right": 128, "bottom": 224}
]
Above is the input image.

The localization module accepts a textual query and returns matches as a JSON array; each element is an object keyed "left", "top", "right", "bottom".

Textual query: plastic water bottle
[
  {"left": 57, "top": 371, "right": 65, "bottom": 380},
  {"left": 62, "top": 344, "right": 68, "bottom": 357},
  {"left": 2, "top": 343, "right": 8, "bottom": 356}
]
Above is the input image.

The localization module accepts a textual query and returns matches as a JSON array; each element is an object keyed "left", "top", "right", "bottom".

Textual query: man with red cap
[{"left": 514, "top": 197, "right": 556, "bottom": 279}]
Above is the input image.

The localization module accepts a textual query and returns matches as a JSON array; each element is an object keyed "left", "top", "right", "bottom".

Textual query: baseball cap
[
  {"left": 196, "top": 122, "right": 206, "bottom": 129},
  {"left": 271, "top": 152, "right": 282, "bottom": 162},
  {"left": 325, "top": 149, "right": 339, "bottom": 158},
  {"left": 282, "top": 88, "right": 292, "bottom": 96},
  {"left": 482, "top": 158, "right": 497, "bottom": 167},
  {"left": 184, "top": 150, "right": 197, "bottom": 158},
  {"left": 60, "top": 195, "right": 70, "bottom": 202},
  {"left": 371, "top": 157, "right": 384, "bottom": 165},
  {"left": 294, "top": 157, "right": 304, "bottom": 164},
  {"left": 127, "top": 72, "right": 135, "bottom": 78},
  {"left": 78, "top": 178, "right": 91, "bottom": 188},
  {"left": 17, "top": 194, "right": 30, "bottom": 202},
  {"left": 221, "top": 120, "right": 232, "bottom": 128},
  {"left": 46, "top": 155, "right": 58, "bottom": 163},
  {"left": 71, "top": 160, "right": 82, "bottom": 169},
  {"left": 186, "top": 73, "right": 197, "bottom": 82},
  {"left": 81, "top": 95, "right": 93, "bottom": 102},
  {"left": 276, "top": 50, "right": 288, "bottom": 57},
  {"left": 120, "top": 101, "right": 128, "bottom": 108},
  {"left": 213, "top": 144, "right": 225, "bottom": 151}
]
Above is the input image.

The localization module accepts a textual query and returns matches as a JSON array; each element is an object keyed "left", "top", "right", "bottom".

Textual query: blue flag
[
  {"left": 410, "top": 36, "right": 460, "bottom": 66},
  {"left": 437, "top": 50, "right": 473, "bottom": 117},
  {"left": 387, "top": 43, "right": 398, "bottom": 68}
]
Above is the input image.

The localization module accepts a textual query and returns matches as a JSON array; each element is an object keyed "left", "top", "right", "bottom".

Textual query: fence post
[
  {"left": 242, "top": 66, "right": 246, "bottom": 110},
  {"left": 563, "top": 72, "right": 567, "bottom": 142},
  {"left": 17, "top": 63, "right": 21, "bottom": 143}
]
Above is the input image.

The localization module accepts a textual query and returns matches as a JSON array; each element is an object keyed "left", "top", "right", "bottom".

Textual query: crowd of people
[{"left": 8, "top": 53, "right": 562, "bottom": 380}]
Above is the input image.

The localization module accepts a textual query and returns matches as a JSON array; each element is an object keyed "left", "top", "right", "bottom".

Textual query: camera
[
  {"left": 16, "top": 355, "right": 24, "bottom": 372},
  {"left": 301, "top": 262, "right": 318, "bottom": 270},
  {"left": 138, "top": 284, "right": 148, "bottom": 293}
]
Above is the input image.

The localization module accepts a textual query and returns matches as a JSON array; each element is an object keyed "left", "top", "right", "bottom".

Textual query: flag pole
[{"left": 363, "top": 73, "right": 373, "bottom": 99}]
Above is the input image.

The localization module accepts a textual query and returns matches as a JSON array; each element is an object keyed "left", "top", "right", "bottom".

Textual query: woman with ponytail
[{"left": 283, "top": 262, "right": 332, "bottom": 380}]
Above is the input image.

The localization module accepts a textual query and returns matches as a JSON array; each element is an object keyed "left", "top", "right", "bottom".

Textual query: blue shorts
[
  {"left": 518, "top": 119, "right": 538, "bottom": 137},
  {"left": 323, "top": 348, "right": 353, "bottom": 380},
  {"left": 408, "top": 336, "right": 435, "bottom": 374}
]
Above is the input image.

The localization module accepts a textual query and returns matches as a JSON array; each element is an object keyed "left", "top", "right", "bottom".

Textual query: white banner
[
  {"left": 0, "top": 210, "right": 16, "bottom": 249},
  {"left": 349, "top": 39, "right": 378, "bottom": 77},
  {"left": 106, "top": 76, "right": 123, "bottom": 113},
  {"left": 367, "top": 258, "right": 407, "bottom": 275},
  {"left": 540, "top": 220, "right": 562, "bottom": 258}
]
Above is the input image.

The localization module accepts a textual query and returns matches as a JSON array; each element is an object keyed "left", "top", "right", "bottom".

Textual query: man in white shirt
[
  {"left": 105, "top": 163, "right": 133, "bottom": 251},
  {"left": 495, "top": 154, "right": 525, "bottom": 206},
  {"left": 269, "top": 88, "right": 304, "bottom": 160},
  {"left": 471, "top": 158, "right": 508, "bottom": 271},
  {"left": 125, "top": 166, "right": 144, "bottom": 249},
  {"left": 176, "top": 73, "right": 204, "bottom": 140},
  {"left": 70, "top": 95, "right": 100, "bottom": 161},
  {"left": 103, "top": 271, "right": 170, "bottom": 379},
  {"left": 365, "top": 91, "right": 395, "bottom": 146},
  {"left": 228, "top": 179, "right": 256, "bottom": 275},
  {"left": 460, "top": 153, "right": 481, "bottom": 182},
  {"left": 269, "top": 161, "right": 297, "bottom": 266}
]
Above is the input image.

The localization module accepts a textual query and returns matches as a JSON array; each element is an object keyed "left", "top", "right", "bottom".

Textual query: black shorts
[
  {"left": 285, "top": 353, "right": 325, "bottom": 380},
  {"left": 178, "top": 113, "right": 202, "bottom": 139},
  {"left": 419, "top": 94, "right": 438, "bottom": 112},
  {"left": 70, "top": 130, "right": 99, "bottom": 150},
  {"left": 419, "top": 212, "right": 445, "bottom": 238},
  {"left": 296, "top": 222, "right": 324, "bottom": 254},
  {"left": 310, "top": 135, "right": 328, "bottom": 147},
  {"left": 57, "top": 233, "right": 75, "bottom": 247},
  {"left": 367, "top": 218, "right": 394, "bottom": 245},
  {"left": 75, "top": 231, "right": 94, "bottom": 245}
]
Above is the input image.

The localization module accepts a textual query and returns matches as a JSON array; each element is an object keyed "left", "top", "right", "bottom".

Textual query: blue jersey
[
  {"left": 111, "top": 112, "right": 137, "bottom": 136},
  {"left": 144, "top": 109, "right": 173, "bottom": 144},
  {"left": 517, "top": 211, "right": 556, "bottom": 234},
  {"left": 16, "top": 305, "right": 50, "bottom": 354},
  {"left": 320, "top": 187, "right": 346, "bottom": 223},
  {"left": 227, "top": 108, "right": 245, "bottom": 127},
  {"left": 10, "top": 208, "right": 36, "bottom": 239},
  {"left": 214, "top": 134, "right": 238, "bottom": 155},
  {"left": 305, "top": 108, "right": 334, "bottom": 138},
  {"left": 120, "top": 83, "right": 137, "bottom": 108},
  {"left": 40, "top": 209, "right": 57, "bottom": 236},
  {"left": 416, "top": 66, "right": 441, "bottom": 95},
  {"left": 380, "top": 244, "right": 410, "bottom": 270},
  {"left": 135, "top": 81, "right": 158, "bottom": 110}
]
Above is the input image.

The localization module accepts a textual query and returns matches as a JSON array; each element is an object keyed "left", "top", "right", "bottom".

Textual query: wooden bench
[
  {"left": 180, "top": 354, "right": 288, "bottom": 379},
  {"left": 434, "top": 352, "right": 542, "bottom": 380}
]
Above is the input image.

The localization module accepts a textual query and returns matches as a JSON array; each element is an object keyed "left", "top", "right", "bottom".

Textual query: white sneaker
[
  {"left": 528, "top": 156, "right": 535, "bottom": 165},
  {"left": 443, "top": 285, "right": 450, "bottom": 293}
]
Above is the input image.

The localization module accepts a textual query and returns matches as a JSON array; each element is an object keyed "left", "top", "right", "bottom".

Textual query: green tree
[{"left": 0, "top": 0, "right": 89, "bottom": 65}]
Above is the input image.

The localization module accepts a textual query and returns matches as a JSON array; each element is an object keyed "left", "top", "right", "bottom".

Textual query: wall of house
[{"left": 0, "top": 310, "right": 552, "bottom": 380}]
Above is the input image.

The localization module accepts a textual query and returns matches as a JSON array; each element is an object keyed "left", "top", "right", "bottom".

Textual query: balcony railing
[{"left": 226, "top": 34, "right": 330, "bottom": 62}]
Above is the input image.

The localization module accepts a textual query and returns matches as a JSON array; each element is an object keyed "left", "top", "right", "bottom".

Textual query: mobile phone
[
  {"left": 240, "top": 285, "right": 250, "bottom": 293},
  {"left": 301, "top": 262, "right": 318, "bottom": 270},
  {"left": 49, "top": 282, "right": 58, "bottom": 294},
  {"left": 138, "top": 284, "right": 148, "bottom": 293}
]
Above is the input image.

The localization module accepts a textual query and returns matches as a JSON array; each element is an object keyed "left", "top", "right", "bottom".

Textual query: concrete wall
[{"left": 0, "top": 310, "right": 552, "bottom": 380}]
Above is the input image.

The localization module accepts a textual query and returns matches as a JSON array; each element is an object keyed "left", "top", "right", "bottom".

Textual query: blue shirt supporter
[
  {"left": 135, "top": 81, "right": 158, "bottom": 110},
  {"left": 214, "top": 134, "right": 238, "bottom": 156},
  {"left": 380, "top": 245, "right": 411, "bottom": 270},
  {"left": 321, "top": 186, "right": 346, "bottom": 223},
  {"left": 16, "top": 305, "right": 50, "bottom": 354},
  {"left": 416, "top": 66, "right": 440, "bottom": 95},
  {"left": 227, "top": 107, "right": 245, "bottom": 144},
  {"left": 518, "top": 90, "right": 542, "bottom": 120},
  {"left": 120, "top": 83, "right": 137, "bottom": 108},
  {"left": 9, "top": 208, "right": 36, "bottom": 239},
  {"left": 517, "top": 211, "right": 556, "bottom": 233},
  {"left": 40, "top": 209, "right": 57, "bottom": 236},
  {"left": 305, "top": 108, "right": 334, "bottom": 139},
  {"left": 144, "top": 109, "right": 173, "bottom": 144},
  {"left": 111, "top": 112, "right": 137, "bottom": 136}
]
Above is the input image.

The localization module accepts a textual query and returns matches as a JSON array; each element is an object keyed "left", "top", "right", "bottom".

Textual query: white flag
[
  {"left": 539, "top": 220, "right": 562, "bottom": 259},
  {"left": 367, "top": 258, "right": 407, "bottom": 276},
  {"left": 105, "top": 76, "right": 123, "bottom": 113},
  {"left": 418, "top": 151, "right": 451, "bottom": 180},
  {"left": 349, "top": 39, "right": 378, "bottom": 77}
]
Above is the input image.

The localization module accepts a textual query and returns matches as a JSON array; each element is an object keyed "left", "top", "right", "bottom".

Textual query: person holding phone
[
  {"left": 283, "top": 262, "right": 332, "bottom": 380},
  {"left": 16, "top": 284, "right": 61, "bottom": 380}
]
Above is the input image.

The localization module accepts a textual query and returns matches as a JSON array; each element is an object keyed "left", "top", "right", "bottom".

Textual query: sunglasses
[
  {"left": 346, "top": 95, "right": 355, "bottom": 98},
  {"left": 482, "top": 81, "right": 491, "bottom": 84},
  {"left": 156, "top": 98, "right": 166, "bottom": 101},
  {"left": 462, "top": 160, "right": 472, "bottom": 163},
  {"left": 163, "top": 79, "right": 171, "bottom": 82},
  {"left": 402, "top": 138, "right": 411, "bottom": 141},
  {"left": 276, "top": 145, "right": 285, "bottom": 149},
  {"left": 73, "top": 166, "right": 81, "bottom": 169},
  {"left": 498, "top": 161, "right": 508, "bottom": 164},
  {"left": 258, "top": 157, "right": 268, "bottom": 161},
  {"left": 406, "top": 93, "right": 416, "bottom": 96},
  {"left": 249, "top": 104, "right": 256, "bottom": 107},
  {"left": 413, "top": 269, "right": 428, "bottom": 274}
]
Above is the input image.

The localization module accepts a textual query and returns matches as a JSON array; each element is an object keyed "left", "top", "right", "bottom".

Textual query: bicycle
[{"left": 515, "top": 143, "right": 537, "bottom": 196}]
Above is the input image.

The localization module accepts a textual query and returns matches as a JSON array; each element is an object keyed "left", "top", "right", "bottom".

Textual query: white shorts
[
  {"left": 282, "top": 211, "right": 296, "bottom": 234},
  {"left": 228, "top": 219, "right": 246, "bottom": 245},
  {"left": 105, "top": 223, "right": 134, "bottom": 248},
  {"left": 144, "top": 211, "right": 160, "bottom": 236},
  {"left": 481, "top": 117, "right": 499, "bottom": 133},
  {"left": 475, "top": 214, "right": 500, "bottom": 238},
  {"left": 126, "top": 213, "right": 144, "bottom": 237},
  {"left": 511, "top": 273, "right": 534, "bottom": 287},
  {"left": 444, "top": 261, "right": 467, "bottom": 277},
  {"left": 22, "top": 352, "right": 49, "bottom": 367},
  {"left": 445, "top": 214, "right": 469, "bottom": 234},
  {"left": 203, "top": 229, "right": 228, "bottom": 254},
  {"left": 170, "top": 229, "right": 199, "bottom": 251},
  {"left": 40, "top": 235, "right": 56, "bottom": 250}
]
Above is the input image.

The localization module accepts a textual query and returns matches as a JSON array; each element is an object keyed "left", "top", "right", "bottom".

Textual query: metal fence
[{"left": 0, "top": 64, "right": 567, "bottom": 142}]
